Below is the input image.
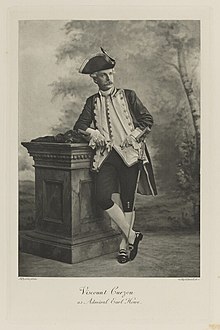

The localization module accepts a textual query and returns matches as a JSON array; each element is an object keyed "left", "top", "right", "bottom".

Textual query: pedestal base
[{"left": 19, "top": 230, "right": 121, "bottom": 264}]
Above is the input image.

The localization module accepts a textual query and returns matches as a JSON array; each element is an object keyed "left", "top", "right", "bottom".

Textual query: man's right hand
[{"left": 86, "top": 128, "right": 106, "bottom": 148}]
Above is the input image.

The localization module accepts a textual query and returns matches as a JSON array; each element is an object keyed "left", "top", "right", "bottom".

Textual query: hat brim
[{"left": 79, "top": 53, "right": 115, "bottom": 74}]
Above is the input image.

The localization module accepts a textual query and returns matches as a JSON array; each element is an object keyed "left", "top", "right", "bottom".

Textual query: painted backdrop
[{"left": 19, "top": 20, "right": 200, "bottom": 227}]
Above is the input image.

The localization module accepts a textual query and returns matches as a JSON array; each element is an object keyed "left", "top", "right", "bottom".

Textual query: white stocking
[
  {"left": 105, "top": 204, "right": 135, "bottom": 243},
  {"left": 120, "top": 211, "right": 135, "bottom": 250}
]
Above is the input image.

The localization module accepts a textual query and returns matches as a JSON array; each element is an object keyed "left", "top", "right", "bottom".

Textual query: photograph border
[{"left": 2, "top": 1, "right": 220, "bottom": 329}]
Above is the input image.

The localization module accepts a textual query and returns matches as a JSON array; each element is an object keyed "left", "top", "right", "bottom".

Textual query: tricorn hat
[{"left": 79, "top": 48, "right": 115, "bottom": 74}]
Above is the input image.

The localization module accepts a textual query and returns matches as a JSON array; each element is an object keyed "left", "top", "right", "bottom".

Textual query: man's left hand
[{"left": 120, "top": 134, "right": 139, "bottom": 150}]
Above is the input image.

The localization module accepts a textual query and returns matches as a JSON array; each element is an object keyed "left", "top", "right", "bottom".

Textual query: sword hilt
[{"left": 136, "top": 126, "right": 151, "bottom": 143}]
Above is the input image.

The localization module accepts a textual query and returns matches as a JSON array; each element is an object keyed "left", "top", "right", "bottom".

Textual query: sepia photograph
[
  {"left": 3, "top": 0, "right": 220, "bottom": 328},
  {"left": 18, "top": 19, "right": 201, "bottom": 278}
]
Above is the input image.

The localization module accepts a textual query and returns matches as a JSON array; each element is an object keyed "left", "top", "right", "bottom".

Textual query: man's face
[{"left": 93, "top": 69, "right": 114, "bottom": 91}]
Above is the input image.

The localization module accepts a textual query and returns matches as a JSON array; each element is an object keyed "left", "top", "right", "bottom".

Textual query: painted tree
[
  {"left": 149, "top": 21, "right": 200, "bottom": 225},
  {"left": 148, "top": 21, "right": 200, "bottom": 174}
]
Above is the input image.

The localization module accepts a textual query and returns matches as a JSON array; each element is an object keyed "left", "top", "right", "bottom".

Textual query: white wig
[{"left": 90, "top": 68, "right": 115, "bottom": 79}]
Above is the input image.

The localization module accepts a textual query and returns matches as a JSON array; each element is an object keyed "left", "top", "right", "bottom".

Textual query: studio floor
[{"left": 19, "top": 231, "right": 200, "bottom": 278}]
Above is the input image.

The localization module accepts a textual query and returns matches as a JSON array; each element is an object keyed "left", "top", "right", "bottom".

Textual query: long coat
[{"left": 74, "top": 88, "right": 157, "bottom": 196}]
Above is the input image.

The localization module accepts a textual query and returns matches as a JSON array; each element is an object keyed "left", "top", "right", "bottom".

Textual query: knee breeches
[{"left": 95, "top": 149, "right": 139, "bottom": 212}]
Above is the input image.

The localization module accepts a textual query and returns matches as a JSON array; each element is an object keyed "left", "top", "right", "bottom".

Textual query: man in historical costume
[{"left": 74, "top": 49, "right": 157, "bottom": 264}]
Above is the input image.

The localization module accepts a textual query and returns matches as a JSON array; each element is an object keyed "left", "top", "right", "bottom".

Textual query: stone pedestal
[{"left": 20, "top": 142, "right": 121, "bottom": 264}]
